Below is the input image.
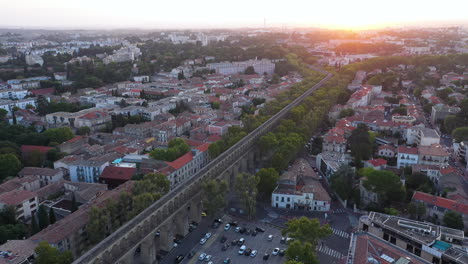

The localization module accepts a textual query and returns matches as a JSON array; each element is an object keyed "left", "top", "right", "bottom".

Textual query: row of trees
[
  {"left": 150, "top": 138, "right": 190, "bottom": 162},
  {"left": 85, "top": 173, "right": 170, "bottom": 245}
]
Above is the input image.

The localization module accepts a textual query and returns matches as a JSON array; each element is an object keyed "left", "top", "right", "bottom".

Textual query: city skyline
[{"left": 2, "top": 0, "right": 468, "bottom": 30}]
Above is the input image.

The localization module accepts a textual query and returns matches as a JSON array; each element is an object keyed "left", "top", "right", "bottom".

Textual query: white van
[{"left": 238, "top": 245, "right": 246, "bottom": 255}]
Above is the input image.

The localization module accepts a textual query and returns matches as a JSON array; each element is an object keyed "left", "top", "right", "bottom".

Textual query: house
[
  {"left": 377, "top": 144, "right": 396, "bottom": 158},
  {"left": 430, "top": 105, "right": 460, "bottom": 124},
  {"left": 271, "top": 158, "right": 330, "bottom": 211},
  {"left": 207, "top": 121, "right": 232, "bottom": 136},
  {"left": 322, "top": 128, "right": 347, "bottom": 153},
  {"left": 405, "top": 127, "right": 440, "bottom": 146},
  {"left": 20, "top": 145, "right": 53, "bottom": 162},
  {"left": 68, "top": 160, "right": 109, "bottom": 183},
  {"left": 0, "top": 239, "right": 38, "bottom": 264},
  {"left": 58, "top": 136, "right": 88, "bottom": 154},
  {"left": 418, "top": 144, "right": 449, "bottom": 167},
  {"left": 164, "top": 144, "right": 210, "bottom": 187},
  {"left": 74, "top": 111, "right": 111, "bottom": 132},
  {"left": 364, "top": 158, "right": 387, "bottom": 170},
  {"left": 18, "top": 167, "right": 64, "bottom": 187},
  {"left": 397, "top": 146, "right": 419, "bottom": 168},
  {"left": 412, "top": 191, "right": 468, "bottom": 228},
  {"left": 0, "top": 190, "right": 38, "bottom": 221},
  {"left": 99, "top": 166, "right": 137, "bottom": 188}
]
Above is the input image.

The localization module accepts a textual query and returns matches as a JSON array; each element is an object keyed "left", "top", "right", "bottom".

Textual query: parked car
[
  {"left": 229, "top": 221, "right": 238, "bottom": 226},
  {"left": 223, "top": 258, "right": 231, "bottom": 264},
  {"left": 237, "top": 238, "right": 245, "bottom": 246},
  {"left": 255, "top": 227, "right": 265, "bottom": 232},
  {"left": 244, "top": 248, "right": 252, "bottom": 256},
  {"left": 272, "top": 248, "right": 280, "bottom": 255},
  {"left": 280, "top": 237, "right": 286, "bottom": 244},
  {"left": 214, "top": 218, "right": 223, "bottom": 223},
  {"left": 263, "top": 253, "right": 270, "bottom": 260},
  {"left": 279, "top": 249, "right": 285, "bottom": 256},
  {"left": 238, "top": 245, "right": 247, "bottom": 255},
  {"left": 245, "top": 229, "right": 251, "bottom": 235},
  {"left": 231, "top": 239, "right": 238, "bottom": 246},
  {"left": 174, "top": 254, "right": 184, "bottom": 263},
  {"left": 252, "top": 230, "right": 257, "bottom": 236},
  {"left": 212, "top": 222, "right": 220, "bottom": 228},
  {"left": 205, "top": 233, "right": 212, "bottom": 239},
  {"left": 250, "top": 250, "right": 257, "bottom": 257},
  {"left": 204, "top": 255, "right": 212, "bottom": 261},
  {"left": 239, "top": 227, "right": 246, "bottom": 234},
  {"left": 198, "top": 253, "right": 206, "bottom": 261},
  {"left": 268, "top": 235, "right": 274, "bottom": 241},
  {"left": 187, "top": 251, "right": 195, "bottom": 259},
  {"left": 224, "top": 224, "right": 231, "bottom": 231},
  {"left": 199, "top": 238, "right": 207, "bottom": 244},
  {"left": 235, "top": 227, "right": 241, "bottom": 232}
]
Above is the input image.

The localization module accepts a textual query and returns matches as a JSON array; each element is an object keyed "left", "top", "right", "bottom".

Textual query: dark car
[
  {"left": 222, "top": 244, "right": 230, "bottom": 251},
  {"left": 231, "top": 239, "right": 238, "bottom": 246},
  {"left": 279, "top": 249, "right": 285, "bottom": 256},
  {"left": 252, "top": 230, "right": 258, "bottom": 236},
  {"left": 244, "top": 248, "right": 252, "bottom": 256},
  {"left": 220, "top": 236, "right": 227, "bottom": 243},
  {"left": 255, "top": 227, "right": 265, "bottom": 232},
  {"left": 212, "top": 222, "right": 220, "bottom": 228},
  {"left": 187, "top": 251, "right": 195, "bottom": 259},
  {"left": 174, "top": 254, "right": 184, "bottom": 263},
  {"left": 239, "top": 227, "right": 246, "bottom": 234},
  {"left": 245, "top": 229, "right": 251, "bottom": 235},
  {"left": 263, "top": 253, "right": 270, "bottom": 260},
  {"left": 214, "top": 218, "right": 223, "bottom": 223},
  {"left": 229, "top": 221, "right": 238, "bottom": 226},
  {"left": 280, "top": 237, "right": 286, "bottom": 244}
]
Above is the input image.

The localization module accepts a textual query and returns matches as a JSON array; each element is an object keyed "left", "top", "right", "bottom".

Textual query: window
[
  {"left": 287, "top": 197, "right": 290, "bottom": 202},
  {"left": 281, "top": 197, "right": 284, "bottom": 202},
  {"left": 275, "top": 196, "right": 278, "bottom": 201}
]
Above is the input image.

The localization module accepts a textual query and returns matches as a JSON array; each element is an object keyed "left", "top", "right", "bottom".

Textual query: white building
[
  {"left": 0, "top": 89, "right": 29, "bottom": 100},
  {"left": 0, "top": 190, "right": 39, "bottom": 221},
  {"left": 69, "top": 160, "right": 109, "bottom": 183},
  {"left": 404, "top": 127, "right": 440, "bottom": 146},
  {"left": 25, "top": 53, "right": 44, "bottom": 66},
  {"left": 271, "top": 159, "right": 331, "bottom": 211},
  {"left": 0, "top": 98, "right": 37, "bottom": 114},
  {"left": 397, "top": 146, "right": 419, "bottom": 168},
  {"left": 207, "top": 59, "right": 275, "bottom": 75}
]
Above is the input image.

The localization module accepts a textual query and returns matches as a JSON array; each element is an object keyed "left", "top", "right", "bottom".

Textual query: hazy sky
[{"left": 2, "top": 0, "right": 468, "bottom": 29}]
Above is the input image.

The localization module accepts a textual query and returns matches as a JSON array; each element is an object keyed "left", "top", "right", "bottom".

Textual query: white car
[
  {"left": 200, "top": 238, "right": 207, "bottom": 244},
  {"left": 205, "top": 233, "right": 212, "bottom": 239},
  {"left": 268, "top": 235, "right": 274, "bottom": 241},
  {"left": 272, "top": 248, "right": 280, "bottom": 255},
  {"left": 250, "top": 250, "right": 257, "bottom": 257},
  {"left": 238, "top": 245, "right": 247, "bottom": 255},
  {"left": 198, "top": 253, "right": 207, "bottom": 260},
  {"left": 224, "top": 224, "right": 231, "bottom": 231},
  {"left": 205, "top": 255, "right": 212, "bottom": 261},
  {"left": 235, "top": 227, "right": 241, "bottom": 232}
]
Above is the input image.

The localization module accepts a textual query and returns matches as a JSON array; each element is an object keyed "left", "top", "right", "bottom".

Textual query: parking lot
[{"left": 181, "top": 215, "right": 286, "bottom": 264}]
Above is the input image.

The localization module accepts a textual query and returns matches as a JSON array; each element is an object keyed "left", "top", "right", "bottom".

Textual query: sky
[{"left": 2, "top": 0, "right": 468, "bottom": 30}]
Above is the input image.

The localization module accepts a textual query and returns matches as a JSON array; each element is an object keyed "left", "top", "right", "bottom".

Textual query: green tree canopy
[
  {"left": 348, "top": 124, "right": 373, "bottom": 160},
  {"left": 282, "top": 217, "right": 332, "bottom": 246},
  {"left": 0, "top": 153, "right": 22, "bottom": 180},
  {"left": 286, "top": 241, "right": 318, "bottom": 264},
  {"left": 443, "top": 211, "right": 464, "bottom": 230},
  {"left": 452, "top": 127, "right": 468, "bottom": 142},
  {"left": 150, "top": 138, "right": 190, "bottom": 161},
  {"left": 35, "top": 241, "right": 73, "bottom": 264},
  {"left": 43, "top": 127, "right": 74, "bottom": 144},
  {"left": 339, "top": 108, "right": 355, "bottom": 118},
  {"left": 235, "top": 173, "right": 259, "bottom": 220},
  {"left": 361, "top": 168, "right": 406, "bottom": 206},
  {"left": 202, "top": 179, "right": 228, "bottom": 216},
  {"left": 256, "top": 168, "right": 280, "bottom": 197}
]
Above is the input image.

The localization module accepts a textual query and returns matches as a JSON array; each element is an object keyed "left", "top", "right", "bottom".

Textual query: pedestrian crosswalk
[
  {"left": 332, "top": 228, "right": 350, "bottom": 239},
  {"left": 332, "top": 208, "right": 346, "bottom": 214},
  {"left": 317, "top": 245, "right": 344, "bottom": 259}
]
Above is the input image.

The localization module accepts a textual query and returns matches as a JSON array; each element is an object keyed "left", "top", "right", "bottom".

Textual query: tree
[
  {"left": 132, "top": 173, "right": 170, "bottom": 196},
  {"left": 406, "top": 173, "right": 435, "bottom": 195},
  {"left": 407, "top": 202, "right": 426, "bottom": 221},
  {"left": 244, "top": 66, "right": 256, "bottom": 75},
  {"left": 444, "top": 115, "right": 457, "bottom": 134},
  {"left": 49, "top": 207, "right": 56, "bottom": 225},
  {"left": 348, "top": 124, "right": 373, "bottom": 160},
  {"left": 211, "top": 102, "right": 220, "bottom": 109},
  {"left": 77, "top": 126, "right": 91, "bottom": 135},
  {"left": 285, "top": 240, "right": 318, "bottom": 264},
  {"left": 202, "top": 179, "right": 228, "bottom": 216},
  {"left": 258, "top": 132, "right": 278, "bottom": 154},
  {"left": 282, "top": 217, "right": 332, "bottom": 246},
  {"left": 256, "top": 168, "right": 279, "bottom": 197},
  {"left": 443, "top": 211, "right": 464, "bottom": 230},
  {"left": 43, "top": 127, "right": 74, "bottom": 144},
  {"left": 86, "top": 206, "right": 109, "bottom": 244},
  {"left": 235, "top": 173, "right": 259, "bottom": 220},
  {"left": 38, "top": 204, "right": 49, "bottom": 230},
  {"left": 35, "top": 241, "right": 73, "bottom": 264},
  {"left": 361, "top": 168, "right": 406, "bottom": 206},
  {"left": 150, "top": 138, "right": 190, "bottom": 162},
  {"left": 0, "top": 153, "right": 22, "bottom": 180},
  {"left": 339, "top": 108, "right": 355, "bottom": 118},
  {"left": 331, "top": 165, "right": 356, "bottom": 201},
  {"left": 452, "top": 127, "right": 468, "bottom": 142},
  {"left": 0, "top": 109, "right": 7, "bottom": 120},
  {"left": 36, "top": 95, "right": 50, "bottom": 115}
]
